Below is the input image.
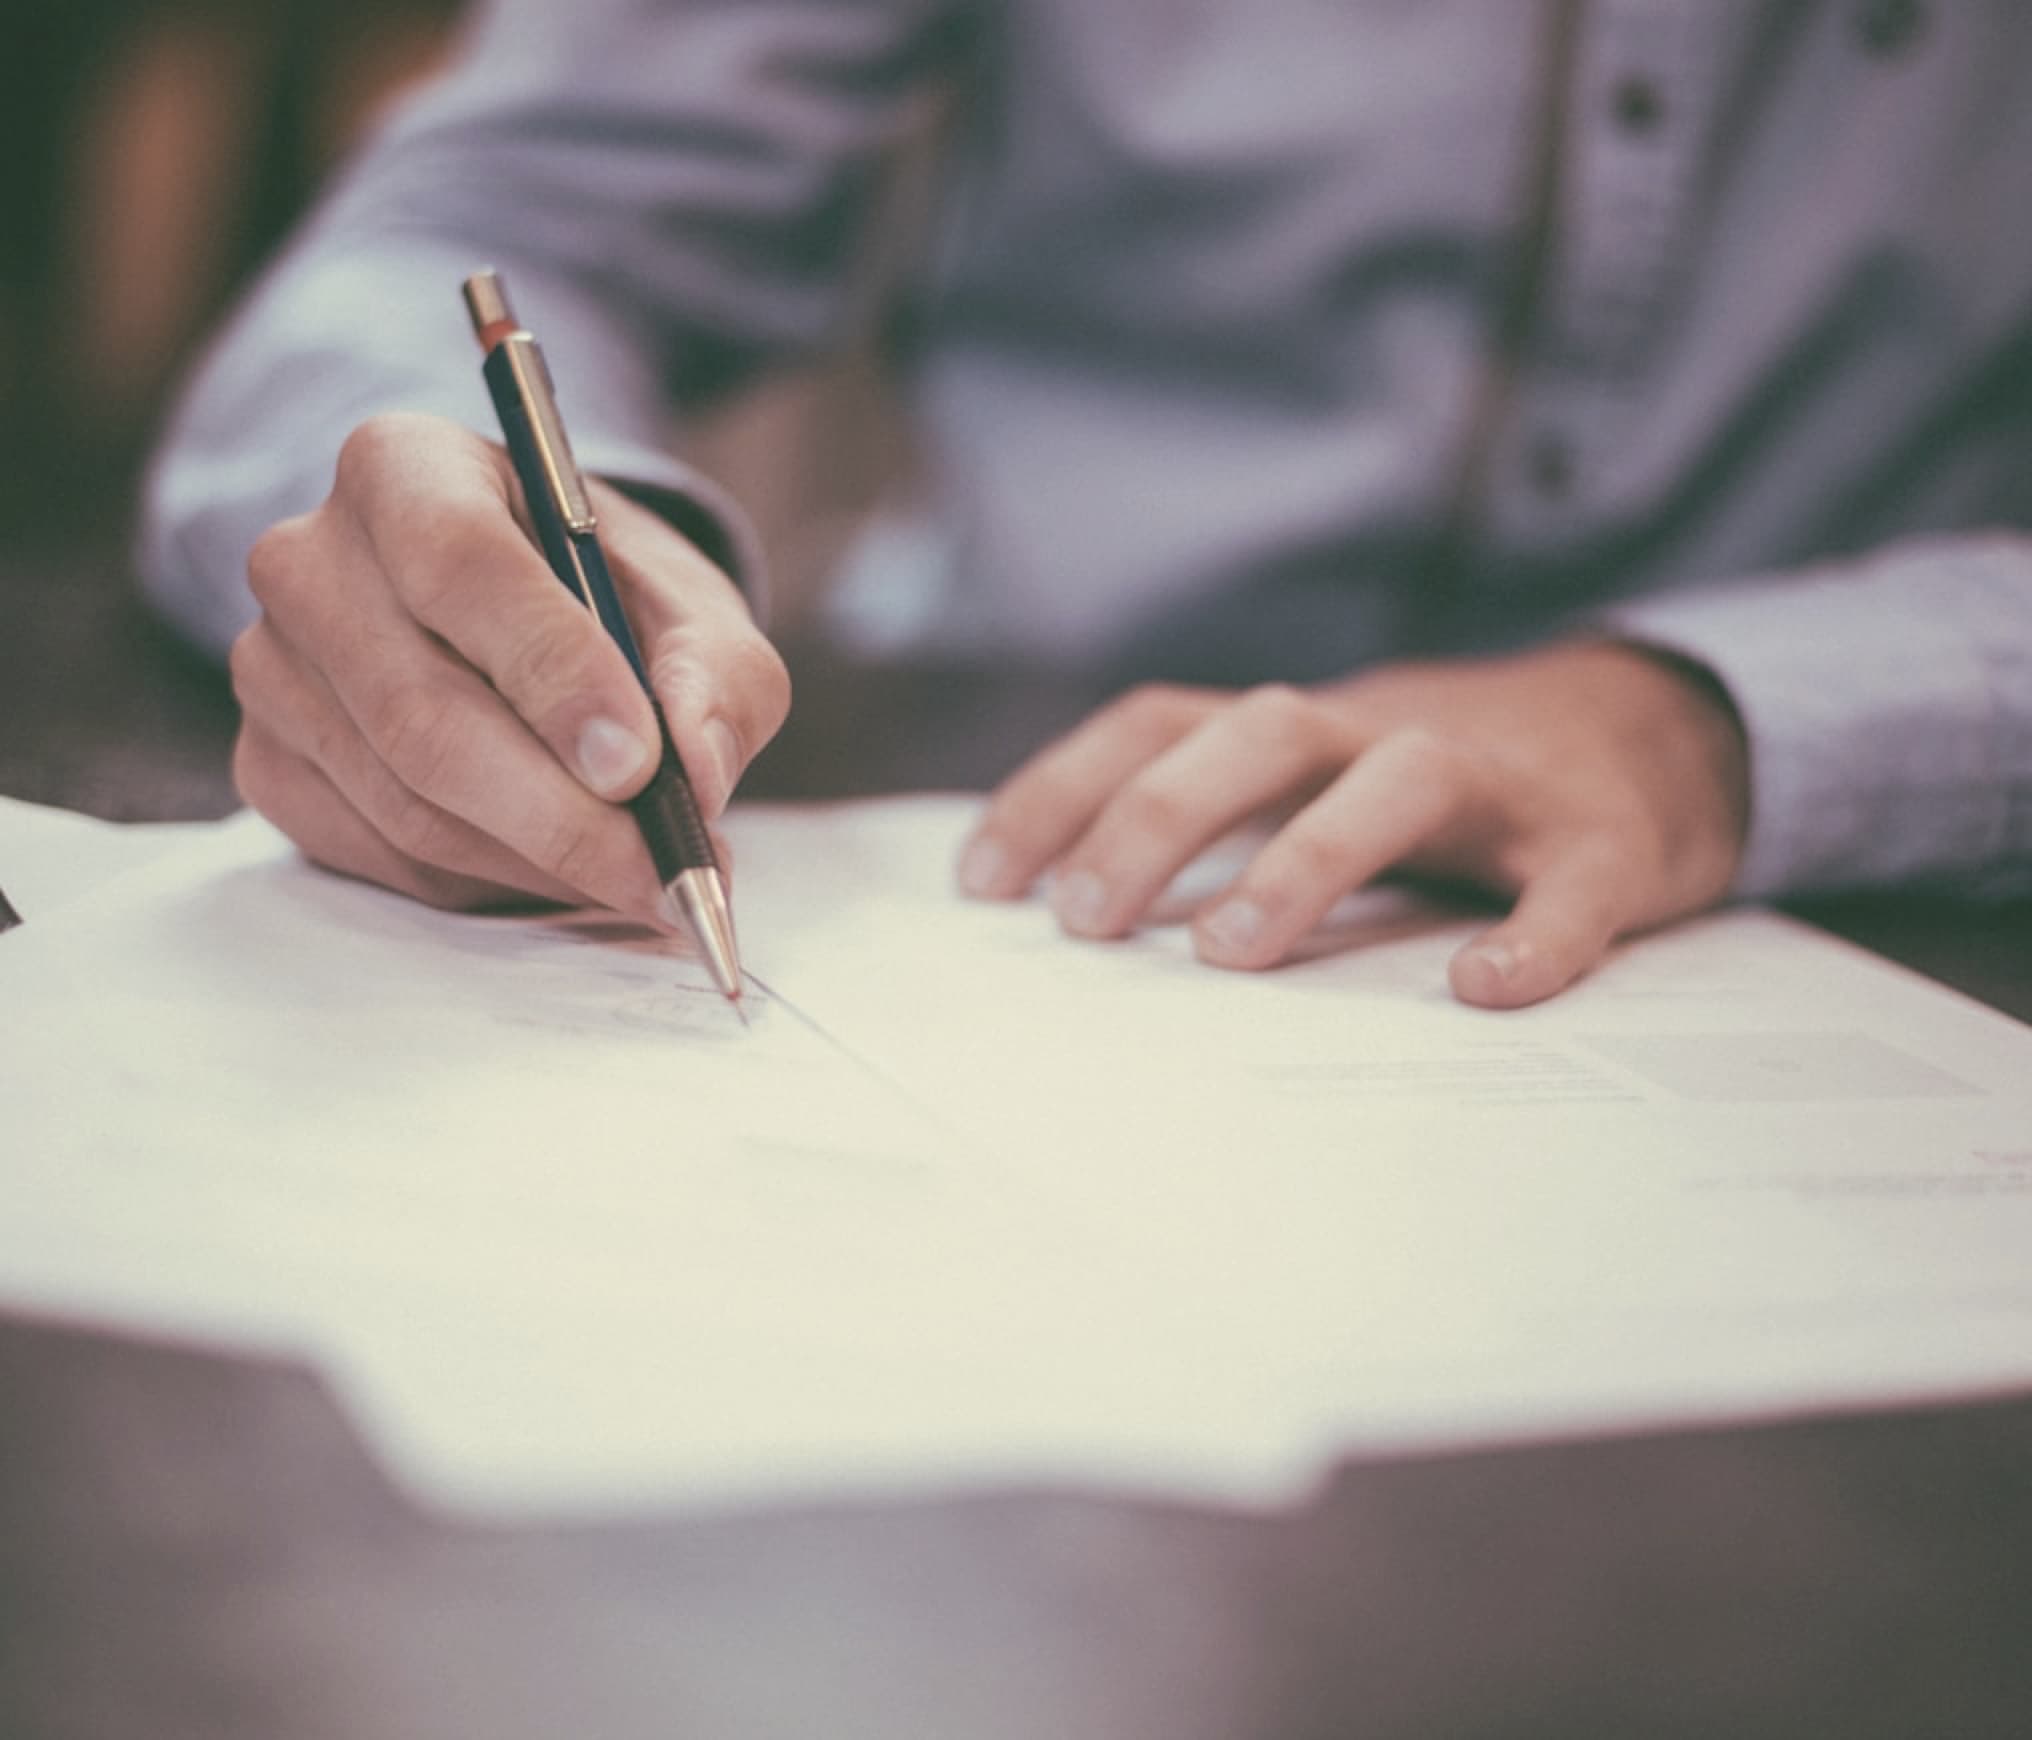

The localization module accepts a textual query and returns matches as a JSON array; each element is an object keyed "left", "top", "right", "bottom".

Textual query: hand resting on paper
[
  {"left": 227, "top": 413, "right": 789, "bottom": 924},
  {"left": 957, "top": 642, "right": 1750, "bottom": 1009}
]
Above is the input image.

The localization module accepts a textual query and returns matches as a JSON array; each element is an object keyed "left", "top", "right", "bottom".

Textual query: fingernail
[
  {"left": 1198, "top": 898, "right": 1264, "bottom": 961},
  {"left": 1052, "top": 869, "right": 1110, "bottom": 935},
  {"left": 1467, "top": 941, "right": 1522, "bottom": 983},
  {"left": 577, "top": 717, "right": 651, "bottom": 795},
  {"left": 957, "top": 835, "right": 1007, "bottom": 897},
  {"left": 1454, "top": 940, "right": 1530, "bottom": 1004},
  {"left": 702, "top": 718, "right": 741, "bottom": 814}
]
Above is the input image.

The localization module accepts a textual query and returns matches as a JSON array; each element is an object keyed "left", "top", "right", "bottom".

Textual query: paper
[
  {"left": 0, "top": 795, "right": 216, "bottom": 918},
  {"left": 4, "top": 796, "right": 2031, "bottom": 1517}
]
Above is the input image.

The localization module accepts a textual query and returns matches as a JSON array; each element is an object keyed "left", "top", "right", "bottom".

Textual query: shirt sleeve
[
  {"left": 136, "top": 0, "right": 962, "bottom": 657},
  {"left": 1601, "top": 533, "right": 2032, "bottom": 902}
]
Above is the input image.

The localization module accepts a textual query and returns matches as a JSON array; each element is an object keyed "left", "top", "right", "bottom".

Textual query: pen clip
[
  {"left": 463, "top": 269, "right": 597, "bottom": 533},
  {"left": 502, "top": 340, "right": 598, "bottom": 533}
]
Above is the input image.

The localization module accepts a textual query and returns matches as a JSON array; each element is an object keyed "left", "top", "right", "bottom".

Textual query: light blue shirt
[{"left": 140, "top": 0, "right": 2032, "bottom": 900}]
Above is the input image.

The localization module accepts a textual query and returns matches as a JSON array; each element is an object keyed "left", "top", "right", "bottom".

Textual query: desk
[{"left": 3, "top": 545, "right": 2031, "bottom": 1738}]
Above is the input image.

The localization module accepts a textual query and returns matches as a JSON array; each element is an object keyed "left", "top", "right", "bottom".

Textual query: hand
[
  {"left": 229, "top": 412, "right": 789, "bottom": 923},
  {"left": 957, "top": 642, "right": 1750, "bottom": 1007}
]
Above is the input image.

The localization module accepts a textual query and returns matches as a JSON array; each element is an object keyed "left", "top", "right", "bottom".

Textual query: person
[{"left": 139, "top": 0, "right": 2032, "bottom": 1008}]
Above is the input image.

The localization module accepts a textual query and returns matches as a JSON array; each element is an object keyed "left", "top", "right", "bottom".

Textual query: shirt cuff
[{"left": 1598, "top": 537, "right": 2032, "bottom": 900}]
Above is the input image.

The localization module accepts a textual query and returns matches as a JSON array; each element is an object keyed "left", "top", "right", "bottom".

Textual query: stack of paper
[{"left": 3, "top": 795, "right": 2029, "bottom": 1516}]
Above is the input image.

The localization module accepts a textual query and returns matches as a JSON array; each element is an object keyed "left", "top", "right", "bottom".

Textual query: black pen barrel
[
  {"left": 482, "top": 350, "right": 719, "bottom": 883},
  {"left": 465, "top": 267, "right": 736, "bottom": 998},
  {"left": 628, "top": 720, "right": 720, "bottom": 881}
]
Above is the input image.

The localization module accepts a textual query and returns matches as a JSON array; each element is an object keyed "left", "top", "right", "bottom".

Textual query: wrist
[{"left": 1561, "top": 638, "right": 1752, "bottom": 892}]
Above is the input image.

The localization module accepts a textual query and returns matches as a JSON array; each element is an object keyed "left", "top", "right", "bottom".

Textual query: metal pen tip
[{"left": 664, "top": 868, "right": 744, "bottom": 1014}]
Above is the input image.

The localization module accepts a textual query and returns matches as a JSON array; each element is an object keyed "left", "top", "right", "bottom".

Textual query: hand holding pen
[
  {"left": 464, "top": 270, "right": 744, "bottom": 1008},
  {"left": 224, "top": 305, "right": 788, "bottom": 980}
]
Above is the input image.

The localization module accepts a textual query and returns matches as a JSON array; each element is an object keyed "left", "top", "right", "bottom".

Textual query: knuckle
[
  {"left": 368, "top": 688, "right": 467, "bottom": 797},
  {"left": 1239, "top": 680, "right": 1306, "bottom": 723},
  {"left": 1110, "top": 682, "right": 1197, "bottom": 736},
  {"left": 1237, "top": 682, "right": 1324, "bottom": 749},
  {"left": 301, "top": 701, "right": 356, "bottom": 780},
  {"left": 653, "top": 629, "right": 792, "bottom": 743},
  {"left": 645, "top": 644, "right": 692, "bottom": 703},
  {"left": 372, "top": 786, "right": 458, "bottom": 866},
  {"left": 1377, "top": 724, "right": 1463, "bottom": 790},
  {"left": 974, "top": 778, "right": 1048, "bottom": 845},
  {"left": 231, "top": 727, "right": 277, "bottom": 813},
  {"left": 397, "top": 502, "right": 504, "bottom": 624},
  {"left": 534, "top": 817, "right": 620, "bottom": 896},
  {"left": 335, "top": 411, "right": 432, "bottom": 495},
  {"left": 1270, "top": 822, "right": 1346, "bottom": 892},
  {"left": 498, "top": 616, "right": 610, "bottom": 718},
  {"left": 1110, "top": 778, "right": 1193, "bottom": 843},
  {"left": 225, "top": 627, "right": 266, "bottom": 709},
  {"left": 245, "top": 515, "right": 317, "bottom": 613},
  {"left": 731, "top": 637, "right": 793, "bottom": 736}
]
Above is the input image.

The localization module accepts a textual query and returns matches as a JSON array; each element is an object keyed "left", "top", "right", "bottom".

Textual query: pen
[{"left": 462, "top": 268, "right": 743, "bottom": 1014}]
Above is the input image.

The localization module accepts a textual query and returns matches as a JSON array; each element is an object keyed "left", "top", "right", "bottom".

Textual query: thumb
[{"left": 1448, "top": 847, "right": 1638, "bottom": 1009}]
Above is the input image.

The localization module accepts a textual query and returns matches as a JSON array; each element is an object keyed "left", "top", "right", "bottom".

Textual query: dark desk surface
[{"left": 4, "top": 543, "right": 2031, "bottom": 1739}]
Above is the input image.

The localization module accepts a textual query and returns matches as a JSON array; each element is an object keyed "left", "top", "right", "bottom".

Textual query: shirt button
[
  {"left": 1857, "top": 0, "right": 1927, "bottom": 57},
  {"left": 1610, "top": 74, "right": 1666, "bottom": 135},
  {"left": 1524, "top": 432, "right": 1576, "bottom": 501}
]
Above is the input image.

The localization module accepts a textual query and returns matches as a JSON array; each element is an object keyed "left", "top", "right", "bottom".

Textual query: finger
[
  {"left": 234, "top": 722, "right": 537, "bottom": 912},
  {"left": 230, "top": 622, "right": 588, "bottom": 908},
  {"left": 335, "top": 415, "right": 669, "bottom": 803},
  {"left": 1447, "top": 845, "right": 1638, "bottom": 1009},
  {"left": 1045, "top": 685, "right": 1343, "bottom": 939},
  {"left": 1193, "top": 728, "right": 1484, "bottom": 970},
  {"left": 958, "top": 684, "right": 1217, "bottom": 900},
  {"left": 257, "top": 539, "right": 669, "bottom": 922},
  {"left": 604, "top": 483, "right": 792, "bottom": 819}
]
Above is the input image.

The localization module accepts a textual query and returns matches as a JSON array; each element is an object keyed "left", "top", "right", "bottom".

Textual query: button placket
[
  {"left": 1857, "top": 0, "right": 1928, "bottom": 59},
  {"left": 1610, "top": 73, "right": 1667, "bottom": 136},
  {"left": 1523, "top": 428, "right": 1577, "bottom": 502},
  {"left": 1492, "top": 0, "right": 1726, "bottom": 548}
]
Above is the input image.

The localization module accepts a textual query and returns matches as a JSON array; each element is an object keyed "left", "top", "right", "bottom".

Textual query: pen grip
[
  {"left": 629, "top": 706, "right": 720, "bottom": 881},
  {"left": 473, "top": 298, "right": 730, "bottom": 920}
]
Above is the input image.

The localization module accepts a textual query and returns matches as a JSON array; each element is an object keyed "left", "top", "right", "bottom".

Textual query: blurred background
[
  {"left": 0, "top": 1, "right": 455, "bottom": 815},
  {"left": 0, "top": 1, "right": 475, "bottom": 817},
  {"left": 0, "top": 0, "right": 459, "bottom": 547}
]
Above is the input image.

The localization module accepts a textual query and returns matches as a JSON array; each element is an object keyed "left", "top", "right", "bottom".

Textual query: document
[
  {"left": 3, "top": 796, "right": 2030, "bottom": 1517},
  {"left": 0, "top": 795, "right": 216, "bottom": 917}
]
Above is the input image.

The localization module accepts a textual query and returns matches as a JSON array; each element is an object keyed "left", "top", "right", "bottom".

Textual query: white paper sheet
[
  {"left": 3, "top": 796, "right": 2030, "bottom": 1517},
  {"left": 0, "top": 795, "right": 216, "bottom": 917}
]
